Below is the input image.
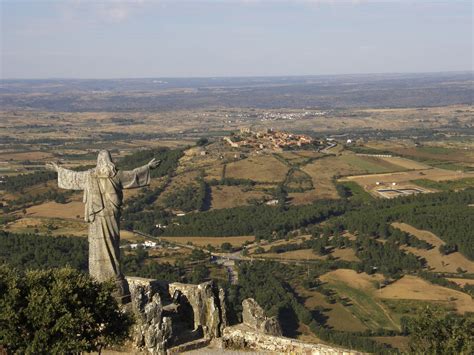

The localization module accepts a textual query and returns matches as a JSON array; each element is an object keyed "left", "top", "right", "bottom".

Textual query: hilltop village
[{"left": 224, "top": 128, "right": 315, "bottom": 152}]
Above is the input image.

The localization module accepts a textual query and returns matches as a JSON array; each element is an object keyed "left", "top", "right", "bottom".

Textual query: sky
[{"left": 1, "top": 0, "right": 472, "bottom": 79}]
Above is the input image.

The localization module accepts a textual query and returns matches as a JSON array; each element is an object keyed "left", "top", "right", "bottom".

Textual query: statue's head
[{"left": 96, "top": 150, "right": 117, "bottom": 178}]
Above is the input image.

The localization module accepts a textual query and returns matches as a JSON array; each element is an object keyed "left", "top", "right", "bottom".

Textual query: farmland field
[
  {"left": 338, "top": 154, "right": 403, "bottom": 174},
  {"left": 319, "top": 269, "right": 399, "bottom": 331},
  {"left": 225, "top": 155, "right": 289, "bottom": 183},
  {"left": 296, "top": 286, "right": 369, "bottom": 332},
  {"left": 393, "top": 222, "right": 474, "bottom": 273},
  {"left": 210, "top": 185, "right": 269, "bottom": 209},
  {"left": 26, "top": 200, "right": 84, "bottom": 220},
  {"left": 376, "top": 156, "right": 431, "bottom": 170},
  {"left": 345, "top": 168, "right": 474, "bottom": 190},
  {"left": 379, "top": 275, "right": 474, "bottom": 314},
  {"left": 6, "top": 217, "right": 87, "bottom": 237}
]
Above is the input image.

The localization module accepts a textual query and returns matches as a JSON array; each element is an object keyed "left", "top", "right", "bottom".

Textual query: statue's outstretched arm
[
  {"left": 147, "top": 158, "right": 161, "bottom": 170},
  {"left": 46, "top": 162, "right": 88, "bottom": 190},
  {"left": 120, "top": 158, "right": 160, "bottom": 189}
]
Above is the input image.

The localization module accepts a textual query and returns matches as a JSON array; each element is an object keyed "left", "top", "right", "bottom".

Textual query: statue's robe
[{"left": 57, "top": 165, "right": 151, "bottom": 289}]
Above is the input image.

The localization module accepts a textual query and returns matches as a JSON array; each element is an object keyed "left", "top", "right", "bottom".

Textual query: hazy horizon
[
  {"left": 2, "top": 1, "right": 473, "bottom": 79},
  {"left": 2, "top": 70, "right": 472, "bottom": 81}
]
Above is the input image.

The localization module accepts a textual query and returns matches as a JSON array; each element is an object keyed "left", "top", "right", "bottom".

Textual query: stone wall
[{"left": 222, "top": 326, "right": 363, "bottom": 355}]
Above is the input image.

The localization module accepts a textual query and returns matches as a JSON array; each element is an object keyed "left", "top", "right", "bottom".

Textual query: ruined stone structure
[
  {"left": 241, "top": 298, "right": 282, "bottom": 336},
  {"left": 127, "top": 277, "right": 227, "bottom": 354},
  {"left": 126, "top": 277, "right": 359, "bottom": 354}
]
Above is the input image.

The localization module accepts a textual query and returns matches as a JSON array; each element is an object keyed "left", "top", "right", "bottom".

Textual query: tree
[
  {"left": 196, "top": 137, "right": 209, "bottom": 146},
  {"left": 190, "top": 264, "right": 210, "bottom": 284},
  {"left": 408, "top": 307, "right": 473, "bottom": 354},
  {"left": 221, "top": 242, "right": 233, "bottom": 252},
  {"left": 0, "top": 265, "right": 132, "bottom": 354}
]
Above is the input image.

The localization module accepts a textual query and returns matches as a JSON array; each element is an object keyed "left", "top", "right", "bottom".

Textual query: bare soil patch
[
  {"left": 379, "top": 275, "right": 474, "bottom": 314},
  {"left": 320, "top": 269, "right": 384, "bottom": 291}
]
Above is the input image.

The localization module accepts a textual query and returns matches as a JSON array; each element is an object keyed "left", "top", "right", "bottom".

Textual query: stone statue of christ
[{"left": 47, "top": 150, "right": 160, "bottom": 300}]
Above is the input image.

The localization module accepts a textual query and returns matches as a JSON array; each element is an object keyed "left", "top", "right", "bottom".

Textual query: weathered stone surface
[
  {"left": 241, "top": 298, "right": 282, "bottom": 336},
  {"left": 126, "top": 277, "right": 227, "bottom": 354},
  {"left": 168, "top": 281, "right": 225, "bottom": 338},
  {"left": 48, "top": 151, "right": 159, "bottom": 299},
  {"left": 127, "top": 277, "right": 169, "bottom": 354},
  {"left": 222, "top": 326, "right": 362, "bottom": 354},
  {"left": 218, "top": 287, "right": 228, "bottom": 335}
]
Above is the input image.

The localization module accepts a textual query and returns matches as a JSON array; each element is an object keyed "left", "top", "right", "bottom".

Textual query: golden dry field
[
  {"left": 332, "top": 248, "right": 361, "bottom": 262},
  {"left": 297, "top": 153, "right": 406, "bottom": 201},
  {"left": 393, "top": 222, "right": 474, "bottom": 273},
  {"left": 210, "top": 185, "right": 268, "bottom": 209},
  {"left": 1, "top": 151, "right": 55, "bottom": 161},
  {"left": 26, "top": 200, "right": 84, "bottom": 220},
  {"left": 297, "top": 285, "right": 369, "bottom": 332},
  {"left": 379, "top": 275, "right": 474, "bottom": 314},
  {"left": 319, "top": 269, "right": 400, "bottom": 331},
  {"left": 6, "top": 217, "right": 87, "bottom": 237},
  {"left": 225, "top": 155, "right": 289, "bottom": 183},
  {"left": 376, "top": 156, "right": 431, "bottom": 170}
]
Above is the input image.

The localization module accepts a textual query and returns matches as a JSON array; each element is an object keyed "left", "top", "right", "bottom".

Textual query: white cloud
[{"left": 60, "top": 0, "right": 148, "bottom": 24}]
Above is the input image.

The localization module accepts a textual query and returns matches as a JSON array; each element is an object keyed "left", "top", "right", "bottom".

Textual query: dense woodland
[
  {"left": 162, "top": 201, "right": 347, "bottom": 238},
  {"left": 160, "top": 189, "right": 474, "bottom": 261},
  {"left": 3, "top": 170, "right": 55, "bottom": 193},
  {"left": 0, "top": 231, "right": 87, "bottom": 271}
]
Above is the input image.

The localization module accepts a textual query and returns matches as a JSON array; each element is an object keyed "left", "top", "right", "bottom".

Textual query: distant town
[{"left": 224, "top": 128, "right": 315, "bottom": 152}]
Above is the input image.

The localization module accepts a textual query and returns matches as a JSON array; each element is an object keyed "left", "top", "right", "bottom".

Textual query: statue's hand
[
  {"left": 46, "top": 162, "right": 60, "bottom": 172},
  {"left": 148, "top": 158, "right": 161, "bottom": 170}
]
